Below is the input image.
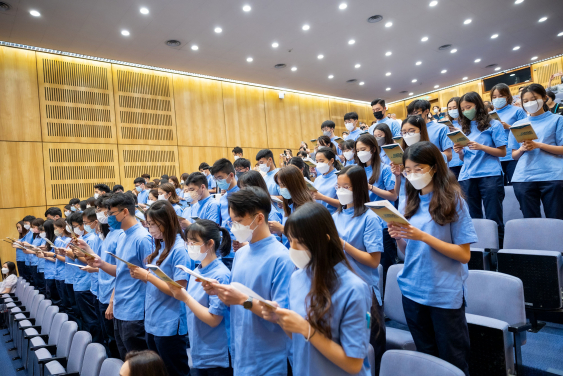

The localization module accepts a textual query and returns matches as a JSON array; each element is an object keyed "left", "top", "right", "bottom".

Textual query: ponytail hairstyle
[
  {"left": 285, "top": 202, "right": 353, "bottom": 340},
  {"left": 288, "top": 157, "right": 311, "bottom": 180},
  {"left": 354, "top": 134, "right": 381, "bottom": 185},
  {"left": 54, "top": 218, "right": 72, "bottom": 237},
  {"left": 520, "top": 83, "right": 550, "bottom": 112},
  {"left": 274, "top": 165, "right": 314, "bottom": 217},
  {"left": 336, "top": 166, "right": 370, "bottom": 218},
  {"left": 317, "top": 135, "right": 338, "bottom": 155},
  {"left": 43, "top": 220, "right": 56, "bottom": 252},
  {"left": 458, "top": 91, "right": 492, "bottom": 135},
  {"left": 186, "top": 219, "right": 232, "bottom": 258},
  {"left": 446, "top": 97, "right": 461, "bottom": 122},
  {"left": 400, "top": 116, "right": 431, "bottom": 151},
  {"left": 315, "top": 147, "right": 342, "bottom": 171},
  {"left": 31, "top": 218, "right": 45, "bottom": 239},
  {"left": 403, "top": 142, "right": 463, "bottom": 225},
  {"left": 373, "top": 123, "right": 394, "bottom": 145},
  {"left": 146, "top": 200, "right": 183, "bottom": 266},
  {"left": 158, "top": 183, "right": 181, "bottom": 205}
]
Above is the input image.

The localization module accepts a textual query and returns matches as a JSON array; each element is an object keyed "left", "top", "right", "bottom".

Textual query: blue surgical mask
[
  {"left": 280, "top": 188, "right": 292, "bottom": 200},
  {"left": 184, "top": 193, "right": 193, "bottom": 203},
  {"left": 448, "top": 109, "right": 459, "bottom": 119},
  {"left": 135, "top": 185, "right": 143, "bottom": 192},
  {"left": 107, "top": 215, "right": 122, "bottom": 230},
  {"left": 84, "top": 224, "right": 93, "bottom": 233},
  {"left": 216, "top": 178, "right": 231, "bottom": 191},
  {"left": 492, "top": 97, "right": 507, "bottom": 109},
  {"left": 71, "top": 207, "right": 77, "bottom": 212}
]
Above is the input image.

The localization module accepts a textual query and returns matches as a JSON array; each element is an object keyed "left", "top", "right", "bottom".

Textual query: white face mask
[
  {"left": 54, "top": 229, "right": 62, "bottom": 237},
  {"left": 158, "top": 194, "right": 166, "bottom": 201},
  {"left": 316, "top": 162, "right": 330, "bottom": 174},
  {"left": 97, "top": 211, "right": 108, "bottom": 224},
  {"left": 231, "top": 215, "right": 258, "bottom": 243},
  {"left": 336, "top": 188, "right": 354, "bottom": 205},
  {"left": 74, "top": 227, "right": 84, "bottom": 236},
  {"left": 343, "top": 151, "right": 355, "bottom": 161},
  {"left": 39, "top": 232, "right": 46, "bottom": 239},
  {"left": 187, "top": 244, "right": 207, "bottom": 262},
  {"left": 406, "top": 169, "right": 434, "bottom": 190},
  {"left": 86, "top": 204, "right": 91, "bottom": 208},
  {"left": 523, "top": 99, "right": 544, "bottom": 114},
  {"left": 1, "top": 267, "right": 9, "bottom": 275},
  {"left": 345, "top": 122, "right": 355, "bottom": 131},
  {"left": 448, "top": 109, "right": 459, "bottom": 119},
  {"left": 376, "top": 136, "right": 386, "bottom": 146},
  {"left": 289, "top": 248, "right": 311, "bottom": 269},
  {"left": 357, "top": 150, "right": 372, "bottom": 163},
  {"left": 403, "top": 133, "right": 421, "bottom": 146},
  {"left": 94, "top": 193, "right": 99, "bottom": 199},
  {"left": 259, "top": 162, "right": 270, "bottom": 173},
  {"left": 24, "top": 224, "right": 31, "bottom": 230},
  {"left": 234, "top": 156, "right": 240, "bottom": 160},
  {"left": 147, "top": 199, "right": 156, "bottom": 206}
]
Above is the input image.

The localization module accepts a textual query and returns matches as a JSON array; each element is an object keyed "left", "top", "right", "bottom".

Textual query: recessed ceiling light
[
  {"left": 515, "top": 0, "right": 524, "bottom": 3},
  {"left": 272, "top": 42, "right": 279, "bottom": 48},
  {"left": 29, "top": 10, "right": 40, "bottom": 17},
  {"left": 246, "top": 57, "right": 253, "bottom": 62},
  {"left": 434, "top": 85, "right": 439, "bottom": 88},
  {"left": 291, "top": 67, "right": 297, "bottom": 71},
  {"left": 464, "top": 19, "right": 472, "bottom": 25},
  {"left": 385, "top": 22, "right": 393, "bottom": 27},
  {"left": 491, "top": 34, "right": 498, "bottom": 39},
  {"left": 495, "top": 67, "right": 501, "bottom": 71},
  {"left": 416, "top": 61, "right": 422, "bottom": 65},
  {"left": 317, "top": 54, "right": 324, "bottom": 59},
  {"left": 214, "top": 27, "right": 222, "bottom": 33},
  {"left": 462, "top": 77, "right": 468, "bottom": 80},
  {"left": 191, "top": 45, "right": 198, "bottom": 51},
  {"left": 386, "top": 87, "right": 391, "bottom": 91},
  {"left": 421, "top": 36, "right": 429, "bottom": 42},
  {"left": 531, "top": 56, "right": 538, "bottom": 60},
  {"left": 409, "top": 92, "right": 414, "bottom": 96},
  {"left": 412, "top": 79, "right": 417, "bottom": 83},
  {"left": 538, "top": 17, "right": 547, "bottom": 22},
  {"left": 510, "top": 73, "right": 515, "bottom": 76},
  {"left": 355, "top": 64, "right": 361, "bottom": 68},
  {"left": 558, "top": 32, "right": 563, "bottom": 37},
  {"left": 429, "top": 1, "right": 438, "bottom": 6},
  {"left": 328, "top": 75, "right": 334, "bottom": 79},
  {"left": 450, "top": 48, "right": 458, "bottom": 53},
  {"left": 140, "top": 7, "right": 149, "bottom": 15},
  {"left": 302, "top": 24, "right": 310, "bottom": 31},
  {"left": 474, "top": 58, "right": 481, "bottom": 63},
  {"left": 348, "top": 39, "right": 355, "bottom": 45},
  {"left": 242, "top": 5, "right": 251, "bottom": 12},
  {"left": 121, "top": 30, "right": 130, "bottom": 36},
  {"left": 359, "top": 82, "right": 365, "bottom": 86},
  {"left": 339, "top": 3, "right": 347, "bottom": 10},
  {"left": 385, "top": 51, "right": 392, "bottom": 56},
  {"left": 513, "top": 46, "right": 520, "bottom": 50},
  {"left": 441, "top": 69, "right": 447, "bottom": 73},
  {"left": 386, "top": 72, "right": 391, "bottom": 76}
]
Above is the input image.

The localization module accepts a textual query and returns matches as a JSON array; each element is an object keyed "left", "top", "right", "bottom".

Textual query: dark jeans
[
  {"left": 16, "top": 261, "right": 28, "bottom": 281},
  {"left": 45, "top": 279, "right": 61, "bottom": 306},
  {"left": 65, "top": 283, "right": 81, "bottom": 325},
  {"left": 221, "top": 258, "right": 233, "bottom": 271},
  {"left": 513, "top": 180, "right": 563, "bottom": 219},
  {"left": 380, "top": 228, "right": 397, "bottom": 299},
  {"left": 402, "top": 295, "right": 470, "bottom": 376},
  {"left": 75, "top": 290, "right": 103, "bottom": 343},
  {"left": 370, "top": 291, "right": 386, "bottom": 376},
  {"left": 449, "top": 166, "right": 462, "bottom": 180},
  {"left": 459, "top": 175, "right": 505, "bottom": 247},
  {"left": 98, "top": 301, "right": 120, "bottom": 359},
  {"left": 191, "top": 353, "right": 233, "bottom": 376},
  {"left": 36, "top": 272, "right": 46, "bottom": 295},
  {"left": 146, "top": 332, "right": 190, "bottom": 376},
  {"left": 114, "top": 318, "right": 148, "bottom": 360},
  {"left": 501, "top": 160, "right": 518, "bottom": 186}
]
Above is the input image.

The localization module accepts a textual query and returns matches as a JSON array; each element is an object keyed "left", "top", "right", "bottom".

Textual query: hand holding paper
[
  {"left": 146, "top": 264, "right": 183, "bottom": 287},
  {"left": 176, "top": 265, "right": 214, "bottom": 283},
  {"left": 230, "top": 282, "right": 277, "bottom": 309},
  {"left": 365, "top": 200, "right": 410, "bottom": 225},
  {"left": 387, "top": 222, "right": 426, "bottom": 241}
]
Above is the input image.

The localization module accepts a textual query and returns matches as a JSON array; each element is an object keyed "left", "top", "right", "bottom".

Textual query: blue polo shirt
[
  {"left": 97, "top": 228, "right": 124, "bottom": 304},
  {"left": 22, "top": 231, "right": 34, "bottom": 265},
  {"left": 220, "top": 185, "right": 240, "bottom": 259},
  {"left": 137, "top": 189, "right": 149, "bottom": 205},
  {"left": 495, "top": 104, "right": 527, "bottom": 162},
  {"left": 364, "top": 163, "right": 396, "bottom": 203},
  {"left": 54, "top": 236, "right": 70, "bottom": 281},
  {"left": 73, "top": 232, "right": 94, "bottom": 292},
  {"left": 347, "top": 128, "right": 363, "bottom": 141},
  {"left": 264, "top": 168, "right": 281, "bottom": 196},
  {"left": 368, "top": 117, "right": 402, "bottom": 137},
  {"left": 448, "top": 120, "right": 464, "bottom": 168},
  {"left": 191, "top": 195, "right": 221, "bottom": 224},
  {"left": 426, "top": 121, "right": 454, "bottom": 153},
  {"left": 313, "top": 168, "right": 338, "bottom": 214}
]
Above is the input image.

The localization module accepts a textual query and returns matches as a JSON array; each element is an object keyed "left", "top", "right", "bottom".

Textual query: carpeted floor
[{"left": 0, "top": 328, "right": 27, "bottom": 376}]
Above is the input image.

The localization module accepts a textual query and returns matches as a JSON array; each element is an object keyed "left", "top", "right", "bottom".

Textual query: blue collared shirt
[
  {"left": 368, "top": 118, "right": 402, "bottom": 137},
  {"left": 22, "top": 231, "right": 34, "bottom": 265},
  {"left": 191, "top": 195, "right": 221, "bottom": 224},
  {"left": 54, "top": 236, "right": 70, "bottom": 281},
  {"left": 313, "top": 168, "right": 338, "bottom": 214},
  {"left": 220, "top": 185, "right": 240, "bottom": 259},
  {"left": 347, "top": 128, "right": 363, "bottom": 141},
  {"left": 264, "top": 168, "right": 281, "bottom": 196},
  {"left": 73, "top": 232, "right": 94, "bottom": 292},
  {"left": 426, "top": 121, "right": 454, "bottom": 152},
  {"left": 364, "top": 163, "right": 396, "bottom": 203},
  {"left": 137, "top": 189, "right": 149, "bottom": 204},
  {"left": 86, "top": 232, "right": 102, "bottom": 296},
  {"left": 207, "top": 174, "right": 216, "bottom": 190},
  {"left": 448, "top": 120, "right": 464, "bottom": 168},
  {"left": 43, "top": 241, "right": 57, "bottom": 279},
  {"left": 495, "top": 104, "right": 527, "bottom": 161},
  {"left": 97, "top": 228, "right": 124, "bottom": 304},
  {"left": 31, "top": 236, "right": 45, "bottom": 268}
]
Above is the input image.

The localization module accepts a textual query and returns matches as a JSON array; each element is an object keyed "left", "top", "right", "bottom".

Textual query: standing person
[
  {"left": 128, "top": 201, "right": 192, "bottom": 376},
  {"left": 39, "top": 220, "right": 60, "bottom": 305},
  {"left": 388, "top": 141, "right": 478, "bottom": 376},
  {"left": 169, "top": 176, "right": 183, "bottom": 197},
  {"left": 343, "top": 112, "right": 363, "bottom": 141},
  {"left": 22, "top": 218, "right": 45, "bottom": 294},
  {"left": 320, "top": 120, "right": 343, "bottom": 155},
  {"left": 262, "top": 202, "right": 374, "bottom": 376},
  {"left": 340, "top": 140, "right": 357, "bottom": 167},
  {"left": 312, "top": 147, "right": 341, "bottom": 214},
  {"left": 53, "top": 219, "right": 72, "bottom": 314},
  {"left": 510, "top": 84, "right": 563, "bottom": 219},
  {"left": 256, "top": 149, "right": 281, "bottom": 197},
  {"left": 490, "top": 83, "right": 528, "bottom": 185},
  {"left": 238, "top": 170, "right": 283, "bottom": 225},
  {"left": 134, "top": 177, "right": 150, "bottom": 205},
  {"left": 369, "top": 98, "right": 401, "bottom": 137},
  {"left": 410, "top": 100, "right": 453, "bottom": 162},
  {"left": 158, "top": 183, "right": 183, "bottom": 216},
  {"left": 331, "top": 166, "right": 386, "bottom": 372},
  {"left": 199, "top": 163, "right": 217, "bottom": 194},
  {"left": 455, "top": 91, "right": 507, "bottom": 245},
  {"left": 202, "top": 187, "right": 295, "bottom": 376},
  {"left": 234, "top": 158, "right": 251, "bottom": 179},
  {"left": 14, "top": 221, "right": 29, "bottom": 279},
  {"left": 446, "top": 97, "right": 464, "bottom": 179},
  {"left": 232, "top": 146, "right": 244, "bottom": 160},
  {"left": 20, "top": 216, "right": 36, "bottom": 282},
  {"left": 432, "top": 105, "right": 446, "bottom": 121},
  {"left": 184, "top": 172, "right": 221, "bottom": 224},
  {"left": 373, "top": 123, "right": 395, "bottom": 165},
  {"left": 355, "top": 134, "right": 396, "bottom": 202}
]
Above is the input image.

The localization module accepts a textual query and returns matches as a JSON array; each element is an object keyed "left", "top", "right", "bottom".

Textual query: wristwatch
[{"left": 243, "top": 297, "right": 253, "bottom": 310}]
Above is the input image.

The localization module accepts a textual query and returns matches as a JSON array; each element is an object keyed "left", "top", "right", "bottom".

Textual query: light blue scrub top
[
  {"left": 73, "top": 232, "right": 94, "bottom": 292},
  {"left": 54, "top": 236, "right": 70, "bottom": 281},
  {"left": 397, "top": 192, "right": 478, "bottom": 309},
  {"left": 313, "top": 168, "right": 338, "bottom": 214},
  {"left": 98, "top": 228, "right": 124, "bottom": 304},
  {"left": 43, "top": 240, "right": 57, "bottom": 279},
  {"left": 113, "top": 222, "right": 153, "bottom": 321},
  {"left": 495, "top": 104, "right": 527, "bottom": 162},
  {"left": 137, "top": 189, "right": 149, "bottom": 205},
  {"left": 206, "top": 174, "right": 216, "bottom": 190},
  {"left": 64, "top": 235, "right": 77, "bottom": 284},
  {"left": 347, "top": 128, "right": 363, "bottom": 141},
  {"left": 172, "top": 203, "right": 183, "bottom": 216},
  {"left": 344, "top": 159, "right": 357, "bottom": 167},
  {"left": 230, "top": 235, "right": 294, "bottom": 376},
  {"left": 368, "top": 117, "right": 402, "bottom": 137},
  {"left": 290, "top": 262, "right": 372, "bottom": 376},
  {"left": 426, "top": 121, "right": 454, "bottom": 152},
  {"left": 458, "top": 119, "right": 507, "bottom": 181},
  {"left": 22, "top": 231, "right": 34, "bottom": 265},
  {"left": 220, "top": 185, "right": 240, "bottom": 259},
  {"left": 86, "top": 231, "right": 102, "bottom": 297},
  {"left": 16, "top": 231, "right": 31, "bottom": 262},
  {"left": 191, "top": 195, "right": 221, "bottom": 224},
  {"left": 364, "top": 163, "right": 396, "bottom": 203},
  {"left": 145, "top": 233, "right": 192, "bottom": 336},
  {"left": 509, "top": 111, "right": 563, "bottom": 182},
  {"left": 31, "top": 236, "right": 46, "bottom": 269},
  {"left": 187, "top": 258, "right": 231, "bottom": 369},
  {"left": 448, "top": 120, "right": 464, "bottom": 168},
  {"left": 264, "top": 168, "right": 281, "bottom": 196},
  {"left": 333, "top": 207, "right": 384, "bottom": 305}
]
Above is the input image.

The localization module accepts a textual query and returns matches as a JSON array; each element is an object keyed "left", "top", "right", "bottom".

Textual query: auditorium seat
[
  {"left": 7, "top": 284, "right": 35, "bottom": 339},
  {"left": 11, "top": 293, "right": 44, "bottom": 353},
  {"left": 503, "top": 186, "right": 545, "bottom": 223},
  {"left": 468, "top": 219, "right": 499, "bottom": 270},
  {"left": 383, "top": 264, "right": 416, "bottom": 351},
  {"left": 32, "top": 320, "right": 77, "bottom": 376},
  {"left": 16, "top": 299, "right": 53, "bottom": 365},
  {"left": 99, "top": 358, "right": 124, "bottom": 376},
  {"left": 503, "top": 218, "right": 563, "bottom": 253},
  {"left": 25, "top": 311, "right": 67, "bottom": 374},
  {"left": 380, "top": 350, "right": 465, "bottom": 376},
  {"left": 45, "top": 341, "right": 105, "bottom": 376},
  {"left": 19, "top": 305, "right": 59, "bottom": 372},
  {"left": 43, "top": 331, "right": 92, "bottom": 376}
]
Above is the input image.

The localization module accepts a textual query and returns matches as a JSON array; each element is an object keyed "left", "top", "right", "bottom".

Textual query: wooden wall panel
[
  {"left": 264, "top": 89, "right": 302, "bottom": 149},
  {"left": 328, "top": 99, "right": 349, "bottom": 138},
  {"left": 0, "top": 206, "right": 47, "bottom": 265},
  {"left": 174, "top": 75, "right": 227, "bottom": 147},
  {"left": 298, "top": 95, "right": 330, "bottom": 144},
  {"left": 222, "top": 83, "right": 268, "bottom": 148},
  {"left": 0, "top": 142, "right": 46, "bottom": 208},
  {"left": 36, "top": 52, "right": 116, "bottom": 144},
  {"left": 112, "top": 66, "right": 177, "bottom": 145},
  {"left": 349, "top": 102, "right": 368, "bottom": 125},
  {"left": 0, "top": 47, "right": 42, "bottom": 142},
  {"left": 179, "top": 146, "right": 228, "bottom": 177},
  {"left": 43, "top": 142, "right": 119, "bottom": 205},
  {"left": 438, "top": 88, "right": 460, "bottom": 109},
  {"left": 532, "top": 57, "right": 563, "bottom": 88},
  {"left": 387, "top": 102, "right": 406, "bottom": 121},
  {"left": 118, "top": 145, "right": 179, "bottom": 191}
]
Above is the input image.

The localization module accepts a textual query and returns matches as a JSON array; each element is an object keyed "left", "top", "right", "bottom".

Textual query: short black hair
[
  {"left": 228, "top": 186, "right": 271, "bottom": 218},
  {"left": 23, "top": 215, "right": 36, "bottom": 223},
  {"left": 341, "top": 139, "right": 356, "bottom": 151},
  {"left": 112, "top": 184, "right": 124, "bottom": 192},
  {"left": 344, "top": 112, "right": 358, "bottom": 121},
  {"left": 232, "top": 146, "right": 243, "bottom": 154},
  {"left": 547, "top": 90, "right": 556, "bottom": 101},
  {"left": 86, "top": 197, "right": 97, "bottom": 207},
  {"left": 69, "top": 198, "right": 80, "bottom": 205},
  {"left": 79, "top": 200, "right": 88, "bottom": 211},
  {"left": 134, "top": 177, "right": 146, "bottom": 185},
  {"left": 234, "top": 158, "right": 251, "bottom": 170},
  {"left": 255, "top": 149, "right": 274, "bottom": 162},
  {"left": 45, "top": 207, "right": 62, "bottom": 218},
  {"left": 321, "top": 120, "right": 335, "bottom": 130},
  {"left": 105, "top": 192, "right": 136, "bottom": 217},
  {"left": 186, "top": 172, "right": 208, "bottom": 188},
  {"left": 82, "top": 207, "right": 97, "bottom": 221},
  {"left": 160, "top": 175, "right": 169, "bottom": 184},
  {"left": 141, "top": 173, "right": 151, "bottom": 180},
  {"left": 199, "top": 162, "right": 210, "bottom": 171},
  {"left": 371, "top": 98, "right": 386, "bottom": 107},
  {"left": 94, "top": 183, "right": 111, "bottom": 193},
  {"left": 69, "top": 211, "right": 83, "bottom": 225},
  {"left": 412, "top": 99, "right": 431, "bottom": 112},
  {"left": 211, "top": 158, "right": 235, "bottom": 175}
]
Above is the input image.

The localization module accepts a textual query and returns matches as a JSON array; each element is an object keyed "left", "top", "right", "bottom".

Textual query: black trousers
[
  {"left": 449, "top": 166, "right": 462, "bottom": 180},
  {"left": 370, "top": 291, "right": 386, "bottom": 376},
  {"left": 44, "top": 279, "right": 61, "bottom": 306},
  {"left": 36, "top": 272, "right": 46, "bottom": 295},
  {"left": 98, "top": 301, "right": 120, "bottom": 358},
  {"left": 380, "top": 228, "right": 397, "bottom": 299},
  {"left": 501, "top": 160, "right": 518, "bottom": 186},
  {"left": 75, "top": 290, "right": 103, "bottom": 343},
  {"left": 146, "top": 332, "right": 190, "bottom": 376},
  {"left": 513, "top": 180, "right": 563, "bottom": 219},
  {"left": 221, "top": 258, "right": 233, "bottom": 271},
  {"left": 114, "top": 318, "right": 148, "bottom": 360},
  {"left": 65, "top": 283, "right": 81, "bottom": 325},
  {"left": 191, "top": 353, "right": 233, "bottom": 376},
  {"left": 402, "top": 295, "right": 470, "bottom": 376},
  {"left": 16, "top": 261, "right": 28, "bottom": 280},
  {"left": 30, "top": 265, "right": 38, "bottom": 288}
]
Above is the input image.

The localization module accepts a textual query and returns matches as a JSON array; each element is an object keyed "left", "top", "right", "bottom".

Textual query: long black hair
[
  {"left": 186, "top": 219, "right": 231, "bottom": 258},
  {"left": 43, "top": 220, "right": 56, "bottom": 252},
  {"left": 458, "top": 91, "right": 492, "bottom": 135},
  {"left": 520, "top": 83, "right": 550, "bottom": 112},
  {"left": 146, "top": 200, "right": 183, "bottom": 266},
  {"left": 336, "top": 166, "right": 370, "bottom": 218},
  {"left": 355, "top": 134, "right": 382, "bottom": 185},
  {"left": 315, "top": 147, "right": 342, "bottom": 171}
]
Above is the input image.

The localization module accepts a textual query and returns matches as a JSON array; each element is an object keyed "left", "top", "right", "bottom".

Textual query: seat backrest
[
  {"left": 384, "top": 264, "right": 407, "bottom": 325},
  {"left": 48, "top": 313, "right": 68, "bottom": 345},
  {"left": 99, "top": 358, "right": 124, "bottom": 376},
  {"left": 380, "top": 350, "right": 465, "bottom": 376},
  {"left": 35, "top": 300, "right": 52, "bottom": 327},
  {"left": 377, "top": 264, "right": 383, "bottom": 299},
  {"left": 504, "top": 219, "right": 563, "bottom": 252},
  {"left": 80, "top": 343, "right": 107, "bottom": 376},
  {"left": 23, "top": 286, "right": 36, "bottom": 306},
  {"left": 29, "top": 294, "right": 45, "bottom": 318},
  {"left": 41, "top": 306, "right": 59, "bottom": 335},
  {"left": 471, "top": 219, "right": 499, "bottom": 249},
  {"left": 55, "top": 321, "right": 78, "bottom": 358},
  {"left": 503, "top": 186, "right": 524, "bottom": 224},
  {"left": 66, "top": 331, "right": 92, "bottom": 373}
]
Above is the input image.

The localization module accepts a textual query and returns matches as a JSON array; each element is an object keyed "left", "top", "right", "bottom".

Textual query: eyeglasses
[
  {"left": 107, "top": 209, "right": 122, "bottom": 217},
  {"left": 334, "top": 184, "right": 352, "bottom": 190},
  {"left": 402, "top": 166, "right": 433, "bottom": 177},
  {"left": 83, "top": 220, "right": 96, "bottom": 226}
]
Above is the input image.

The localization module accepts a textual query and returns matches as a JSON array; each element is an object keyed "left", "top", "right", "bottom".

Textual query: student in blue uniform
[
  {"left": 201, "top": 187, "right": 294, "bottom": 376},
  {"left": 14, "top": 220, "right": 29, "bottom": 280},
  {"left": 53, "top": 218, "right": 72, "bottom": 314},
  {"left": 388, "top": 141, "right": 478, "bottom": 376},
  {"left": 170, "top": 176, "right": 183, "bottom": 197},
  {"left": 490, "top": 83, "right": 528, "bottom": 185},
  {"left": 20, "top": 216, "right": 36, "bottom": 281},
  {"left": 340, "top": 140, "right": 357, "bottom": 167},
  {"left": 355, "top": 134, "right": 396, "bottom": 202},
  {"left": 158, "top": 183, "right": 183, "bottom": 216},
  {"left": 446, "top": 97, "right": 464, "bottom": 179},
  {"left": 454, "top": 91, "right": 507, "bottom": 245},
  {"left": 61, "top": 216, "right": 82, "bottom": 324},
  {"left": 169, "top": 219, "right": 233, "bottom": 376},
  {"left": 372, "top": 123, "right": 395, "bottom": 165},
  {"left": 262, "top": 202, "right": 373, "bottom": 376},
  {"left": 369, "top": 98, "right": 401, "bottom": 137},
  {"left": 313, "top": 147, "right": 341, "bottom": 213},
  {"left": 320, "top": 120, "right": 343, "bottom": 155},
  {"left": 39, "top": 220, "right": 60, "bottom": 305},
  {"left": 343, "top": 112, "right": 363, "bottom": 141},
  {"left": 199, "top": 163, "right": 218, "bottom": 194},
  {"left": 331, "top": 165, "right": 386, "bottom": 372},
  {"left": 510, "top": 83, "right": 563, "bottom": 219},
  {"left": 28, "top": 218, "right": 46, "bottom": 294},
  {"left": 94, "top": 184, "right": 111, "bottom": 199},
  {"left": 233, "top": 158, "right": 251, "bottom": 179},
  {"left": 185, "top": 172, "right": 221, "bottom": 224},
  {"left": 232, "top": 146, "right": 244, "bottom": 160},
  {"left": 256, "top": 149, "right": 281, "bottom": 197},
  {"left": 410, "top": 100, "right": 453, "bottom": 162},
  {"left": 128, "top": 201, "right": 192, "bottom": 376},
  {"left": 238, "top": 170, "right": 283, "bottom": 225},
  {"left": 81, "top": 208, "right": 100, "bottom": 307},
  {"left": 288, "top": 157, "right": 312, "bottom": 181},
  {"left": 212, "top": 158, "right": 240, "bottom": 270}
]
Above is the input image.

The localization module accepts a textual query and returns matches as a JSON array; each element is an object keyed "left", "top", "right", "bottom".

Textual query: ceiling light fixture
[
  {"left": 434, "top": 85, "right": 439, "bottom": 88},
  {"left": 302, "top": 24, "right": 310, "bottom": 31},
  {"left": 531, "top": 56, "right": 538, "bottom": 60},
  {"left": 348, "top": 39, "right": 355, "bottom": 45},
  {"left": 385, "top": 51, "right": 392, "bottom": 56},
  {"left": 328, "top": 75, "right": 334, "bottom": 79},
  {"left": 421, "top": 36, "right": 429, "bottom": 42},
  {"left": 317, "top": 54, "right": 324, "bottom": 59},
  {"left": 538, "top": 17, "right": 547, "bottom": 22},
  {"left": 29, "top": 10, "right": 40, "bottom": 17},
  {"left": 515, "top": 0, "right": 524, "bottom": 3},
  {"left": 409, "top": 92, "right": 414, "bottom": 96},
  {"left": 429, "top": 1, "right": 438, "bottom": 6},
  {"left": 462, "top": 77, "right": 468, "bottom": 80},
  {"left": 272, "top": 42, "right": 279, "bottom": 48},
  {"left": 450, "top": 49, "right": 457, "bottom": 53},
  {"left": 386, "top": 72, "right": 391, "bottom": 76},
  {"left": 214, "top": 27, "right": 222, "bottom": 33},
  {"left": 339, "top": 3, "right": 347, "bottom": 10},
  {"left": 355, "top": 64, "right": 361, "bottom": 68},
  {"left": 513, "top": 46, "right": 520, "bottom": 50},
  {"left": 491, "top": 34, "right": 498, "bottom": 39},
  {"left": 140, "top": 7, "right": 149, "bottom": 14},
  {"left": 441, "top": 69, "right": 447, "bottom": 73},
  {"left": 412, "top": 79, "right": 417, "bottom": 82},
  {"left": 243, "top": 5, "right": 251, "bottom": 12},
  {"left": 464, "top": 19, "right": 472, "bottom": 25},
  {"left": 246, "top": 57, "right": 253, "bottom": 62},
  {"left": 558, "top": 32, "right": 563, "bottom": 37},
  {"left": 191, "top": 45, "right": 198, "bottom": 51},
  {"left": 291, "top": 67, "right": 297, "bottom": 71},
  {"left": 416, "top": 61, "right": 422, "bottom": 65},
  {"left": 121, "top": 30, "right": 130, "bottom": 36},
  {"left": 386, "top": 87, "right": 391, "bottom": 91},
  {"left": 474, "top": 58, "right": 481, "bottom": 63},
  {"left": 385, "top": 22, "right": 393, "bottom": 27},
  {"left": 359, "top": 82, "right": 365, "bottom": 86},
  {"left": 495, "top": 67, "right": 501, "bottom": 71}
]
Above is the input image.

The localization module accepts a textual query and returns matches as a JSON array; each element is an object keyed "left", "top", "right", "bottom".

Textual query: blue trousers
[
  {"left": 146, "top": 332, "right": 190, "bottom": 376},
  {"left": 513, "top": 180, "right": 563, "bottom": 220}
]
